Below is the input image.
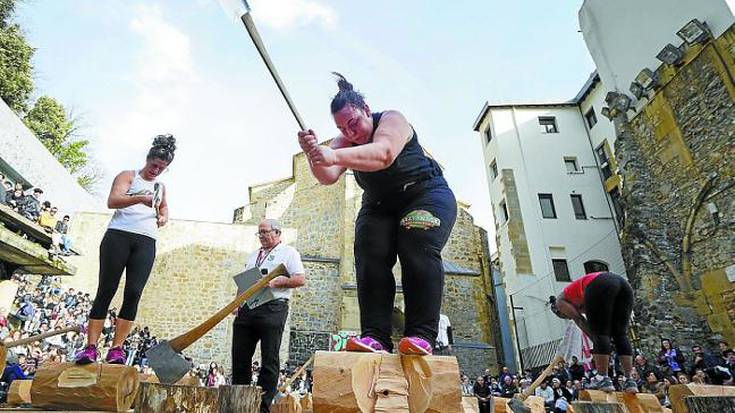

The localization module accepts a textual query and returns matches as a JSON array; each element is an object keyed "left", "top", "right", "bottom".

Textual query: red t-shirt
[{"left": 562, "top": 272, "right": 604, "bottom": 307}]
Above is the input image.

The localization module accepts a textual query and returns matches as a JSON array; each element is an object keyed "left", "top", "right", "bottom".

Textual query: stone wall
[{"left": 615, "top": 31, "right": 735, "bottom": 354}]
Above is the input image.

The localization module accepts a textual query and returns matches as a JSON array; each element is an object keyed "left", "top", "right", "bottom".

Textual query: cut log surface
[
  {"left": 30, "top": 363, "right": 139, "bottom": 412},
  {"left": 134, "top": 383, "right": 260, "bottom": 413},
  {"left": 461, "top": 396, "right": 478, "bottom": 413},
  {"left": 580, "top": 390, "right": 664, "bottom": 412},
  {"left": 571, "top": 401, "right": 627, "bottom": 413},
  {"left": 669, "top": 384, "right": 735, "bottom": 413},
  {"left": 138, "top": 373, "right": 200, "bottom": 386},
  {"left": 683, "top": 396, "right": 735, "bottom": 413},
  {"left": 312, "top": 351, "right": 462, "bottom": 413},
  {"left": 6, "top": 379, "right": 32, "bottom": 406}
]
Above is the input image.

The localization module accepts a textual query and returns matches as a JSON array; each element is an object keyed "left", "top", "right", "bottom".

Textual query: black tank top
[{"left": 353, "top": 112, "right": 442, "bottom": 200}]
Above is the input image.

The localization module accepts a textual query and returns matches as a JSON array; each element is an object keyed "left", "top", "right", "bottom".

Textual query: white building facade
[{"left": 472, "top": 77, "right": 625, "bottom": 370}]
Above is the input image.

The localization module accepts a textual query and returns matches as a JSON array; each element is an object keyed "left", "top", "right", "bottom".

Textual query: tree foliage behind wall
[{"left": 0, "top": 0, "right": 33, "bottom": 113}]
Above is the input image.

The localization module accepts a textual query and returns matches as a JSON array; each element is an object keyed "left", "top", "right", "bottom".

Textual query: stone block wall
[{"left": 615, "top": 33, "right": 735, "bottom": 354}]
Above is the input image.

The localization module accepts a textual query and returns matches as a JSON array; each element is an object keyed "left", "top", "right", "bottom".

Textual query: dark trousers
[
  {"left": 90, "top": 229, "right": 156, "bottom": 320},
  {"left": 355, "top": 179, "right": 457, "bottom": 351},
  {"left": 584, "top": 272, "right": 634, "bottom": 356},
  {"left": 232, "top": 300, "right": 289, "bottom": 413}
]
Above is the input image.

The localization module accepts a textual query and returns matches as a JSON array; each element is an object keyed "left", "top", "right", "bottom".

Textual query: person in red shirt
[{"left": 550, "top": 272, "right": 637, "bottom": 394}]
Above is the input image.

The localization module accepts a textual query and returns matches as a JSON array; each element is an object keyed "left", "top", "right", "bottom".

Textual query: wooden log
[
  {"left": 300, "top": 393, "right": 313, "bottom": 412},
  {"left": 683, "top": 396, "right": 735, "bottom": 412},
  {"left": 571, "top": 401, "right": 627, "bottom": 413},
  {"left": 312, "top": 351, "right": 462, "bottom": 413},
  {"left": 271, "top": 393, "right": 302, "bottom": 413},
  {"left": 580, "top": 390, "right": 664, "bottom": 412},
  {"left": 30, "top": 362, "right": 139, "bottom": 412},
  {"left": 669, "top": 384, "right": 735, "bottom": 413},
  {"left": 138, "top": 372, "right": 201, "bottom": 386},
  {"left": 461, "top": 396, "right": 478, "bottom": 413},
  {"left": 134, "top": 383, "right": 260, "bottom": 412},
  {"left": 6, "top": 379, "right": 32, "bottom": 406},
  {"left": 492, "top": 395, "right": 545, "bottom": 413}
]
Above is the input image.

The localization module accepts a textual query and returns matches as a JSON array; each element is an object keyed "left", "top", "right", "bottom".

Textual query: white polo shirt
[{"left": 245, "top": 243, "right": 305, "bottom": 300}]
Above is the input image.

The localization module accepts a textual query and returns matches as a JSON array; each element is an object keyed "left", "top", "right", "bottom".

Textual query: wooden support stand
[
  {"left": 669, "top": 384, "right": 735, "bottom": 413},
  {"left": 271, "top": 393, "right": 302, "bottom": 413},
  {"left": 492, "top": 396, "right": 545, "bottom": 413},
  {"left": 579, "top": 390, "right": 665, "bottom": 412},
  {"left": 683, "top": 396, "right": 735, "bottom": 412},
  {"left": 460, "top": 396, "right": 478, "bottom": 413},
  {"left": 572, "top": 401, "right": 627, "bottom": 413},
  {"left": 134, "top": 383, "right": 260, "bottom": 413},
  {"left": 6, "top": 379, "right": 32, "bottom": 406},
  {"left": 312, "top": 351, "right": 462, "bottom": 413},
  {"left": 30, "top": 363, "right": 139, "bottom": 412}
]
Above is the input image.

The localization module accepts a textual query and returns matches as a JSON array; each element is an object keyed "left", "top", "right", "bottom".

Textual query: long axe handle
[
  {"left": 278, "top": 354, "right": 314, "bottom": 393},
  {"left": 167, "top": 263, "right": 288, "bottom": 352},
  {"left": 6, "top": 324, "right": 82, "bottom": 348},
  {"left": 516, "top": 355, "right": 564, "bottom": 402},
  {"left": 240, "top": 10, "right": 306, "bottom": 131}
]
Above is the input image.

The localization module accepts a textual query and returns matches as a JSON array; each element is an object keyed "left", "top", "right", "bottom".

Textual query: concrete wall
[
  {"left": 579, "top": 0, "right": 735, "bottom": 92},
  {"left": 0, "top": 100, "right": 101, "bottom": 214}
]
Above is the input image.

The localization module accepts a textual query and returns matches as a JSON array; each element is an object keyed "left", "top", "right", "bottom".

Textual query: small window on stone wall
[{"left": 552, "top": 259, "right": 571, "bottom": 282}]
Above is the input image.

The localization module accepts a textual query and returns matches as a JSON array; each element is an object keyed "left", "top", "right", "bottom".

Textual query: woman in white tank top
[{"left": 75, "top": 135, "right": 176, "bottom": 365}]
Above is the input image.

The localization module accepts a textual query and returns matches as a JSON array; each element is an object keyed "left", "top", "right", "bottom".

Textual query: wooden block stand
[
  {"left": 572, "top": 401, "right": 627, "bottom": 413},
  {"left": 312, "top": 351, "right": 462, "bottom": 412},
  {"left": 683, "top": 395, "right": 735, "bottom": 412},
  {"left": 134, "top": 383, "right": 260, "bottom": 413},
  {"left": 669, "top": 384, "right": 735, "bottom": 413},
  {"left": 579, "top": 390, "right": 665, "bottom": 413},
  {"left": 492, "top": 395, "right": 545, "bottom": 413}
]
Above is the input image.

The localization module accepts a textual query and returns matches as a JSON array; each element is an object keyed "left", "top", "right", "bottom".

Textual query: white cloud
[{"left": 248, "top": 0, "right": 337, "bottom": 30}]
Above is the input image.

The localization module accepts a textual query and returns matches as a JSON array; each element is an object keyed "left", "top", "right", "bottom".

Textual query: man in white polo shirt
[{"left": 232, "top": 219, "right": 305, "bottom": 413}]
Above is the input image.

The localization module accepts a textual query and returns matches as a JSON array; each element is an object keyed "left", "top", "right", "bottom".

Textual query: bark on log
[
  {"left": 579, "top": 390, "right": 664, "bottom": 412},
  {"left": 6, "top": 379, "right": 32, "bottom": 406},
  {"left": 571, "top": 401, "right": 627, "bottom": 413},
  {"left": 312, "top": 351, "right": 462, "bottom": 413},
  {"left": 669, "top": 384, "right": 735, "bottom": 413},
  {"left": 134, "top": 383, "right": 260, "bottom": 413},
  {"left": 683, "top": 396, "right": 735, "bottom": 413},
  {"left": 30, "top": 362, "right": 139, "bottom": 412}
]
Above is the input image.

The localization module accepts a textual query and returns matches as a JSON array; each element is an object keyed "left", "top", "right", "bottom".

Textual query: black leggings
[
  {"left": 89, "top": 229, "right": 156, "bottom": 321},
  {"left": 584, "top": 272, "right": 634, "bottom": 356}
]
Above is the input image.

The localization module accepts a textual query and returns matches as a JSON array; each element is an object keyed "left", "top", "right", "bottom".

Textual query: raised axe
[
  {"left": 507, "top": 320, "right": 581, "bottom": 413},
  {"left": 0, "top": 324, "right": 82, "bottom": 373},
  {"left": 147, "top": 263, "right": 288, "bottom": 384}
]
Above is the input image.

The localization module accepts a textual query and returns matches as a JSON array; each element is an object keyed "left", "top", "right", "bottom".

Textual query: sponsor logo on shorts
[{"left": 400, "top": 210, "right": 440, "bottom": 230}]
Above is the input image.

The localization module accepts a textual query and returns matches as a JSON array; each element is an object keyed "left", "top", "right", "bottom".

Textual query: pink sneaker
[
  {"left": 105, "top": 346, "right": 126, "bottom": 364},
  {"left": 345, "top": 336, "right": 385, "bottom": 353},
  {"left": 398, "top": 337, "right": 432, "bottom": 356},
  {"left": 74, "top": 344, "right": 98, "bottom": 365}
]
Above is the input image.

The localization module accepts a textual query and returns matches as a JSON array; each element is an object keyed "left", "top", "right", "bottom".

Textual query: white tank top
[{"left": 107, "top": 170, "right": 159, "bottom": 240}]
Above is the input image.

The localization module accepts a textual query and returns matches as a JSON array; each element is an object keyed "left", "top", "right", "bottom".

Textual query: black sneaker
[{"left": 586, "top": 375, "right": 615, "bottom": 392}]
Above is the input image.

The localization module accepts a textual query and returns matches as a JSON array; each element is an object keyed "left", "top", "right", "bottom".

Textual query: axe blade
[{"left": 147, "top": 340, "right": 192, "bottom": 384}]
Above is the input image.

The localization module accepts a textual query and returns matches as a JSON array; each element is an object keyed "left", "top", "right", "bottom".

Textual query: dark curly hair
[
  {"left": 330, "top": 72, "right": 367, "bottom": 114},
  {"left": 147, "top": 134, "right": 177, "bottom": 164}
]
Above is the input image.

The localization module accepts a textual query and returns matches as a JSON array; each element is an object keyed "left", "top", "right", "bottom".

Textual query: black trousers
[
  {"left": 584, "top": 272, "right": 634, "bottom": 356},
  {"left": 90, "top": 229, "right": 156, "bottom": 320},
  {"left": 232, "top": 300, "right": 289, "bottom": 413},
  {"left": 355, "top": 178, "right": 457, "bottom": 351}
]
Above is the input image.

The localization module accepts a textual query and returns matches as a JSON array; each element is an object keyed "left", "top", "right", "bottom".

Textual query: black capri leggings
[
  {"left": 583, "top": 272, "right": 634, "bottom": 356},
  {"left": 89, "top": 229, "right": 156, "bottom": 321}
]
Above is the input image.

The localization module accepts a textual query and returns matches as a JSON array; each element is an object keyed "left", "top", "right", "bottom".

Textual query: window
[
  {"left": 585, "top": 108, "right": 598, "bottom": 129},
  {"left": 489, "top": 160, "right": 498, "bottom": 180},
  {"left": 564, "top": 157, "right": 580, "bottom": 173},
  {"left": 539, "top": 116, "right": 558, "bottom": 133},
  {"left": 595, "top": 143, "right": 612, "bottom": 180},
  {"left": 584, "top": 260, "right": 609, "bottom": 274},
  {"left": 570, "top": 194, "right": 587, "bottom": 219},
  {"left": 484, "top": 126, "right": 493, "bottom": 144},
  {"left": 538, "top": 194, "right": 557, "bottom": 219},
  {"left": 552, "top": 259, "right": 571, "bottom": 282},
  {"left": 498, "top": 200, "right": 509, "bottom": 224},
  {"left": 609, "top": 187, "right": 625, "bottom": 227}
]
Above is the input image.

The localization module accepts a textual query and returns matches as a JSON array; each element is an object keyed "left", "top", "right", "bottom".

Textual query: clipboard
[{"left": 233, "top": 267, "right": 277, "bottom": 309}]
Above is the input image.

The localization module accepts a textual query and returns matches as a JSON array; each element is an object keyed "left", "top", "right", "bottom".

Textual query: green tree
[{"left": 0, "top": 0, "right": 33, "bottom": 113}]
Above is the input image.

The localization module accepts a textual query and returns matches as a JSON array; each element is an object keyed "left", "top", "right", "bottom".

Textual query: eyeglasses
[{"left": 254, "top": 229, "right": 275, "bottom": 237}]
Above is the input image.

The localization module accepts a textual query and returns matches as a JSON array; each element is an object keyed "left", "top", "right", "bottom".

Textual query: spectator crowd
[{"left": 463, "top": 341, "right": 735, "bottom": 413}]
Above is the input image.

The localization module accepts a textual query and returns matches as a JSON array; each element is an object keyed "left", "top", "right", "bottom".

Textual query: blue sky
[{"left": 16, "top": 0, "right": 595, "bottom": 248}]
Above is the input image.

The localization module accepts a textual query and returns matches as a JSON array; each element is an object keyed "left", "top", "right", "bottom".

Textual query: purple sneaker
[
  {"left": 398, "top": 337, "right": 432, "bottom": 356},
  {"left": 74, "top": 344, "right": 98, "bottom": 365},
  {"left": 105, "top": 346, "right": 126, "bottom": 364},
  {"left": 345, "top": 336, "right": 385, "bottom": 353}
]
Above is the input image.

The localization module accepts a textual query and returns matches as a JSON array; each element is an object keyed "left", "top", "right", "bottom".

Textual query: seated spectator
[
  {"left": 564, "top": 380, "right": 575, "bottom": 401},
  {"left": 7, "top": 189, "right": 24, "bottom": 211},
  {"left": 38, "top": 203, "right": 57, "bottom": 233},
  {"left": 473, "top": 376, "right": 492, "bottom": 413},
  {"left": 534, "top": 380, "right": 554, "bottom": 410},
  {"left": 499, "top": 375, "right": 518, "bottom": 398},
  {"left": 692, "top": 368, "right": 707, "bottom": 384},
  {"left": 554, "top": 396, "right": 568, "bottom": 413},
  {"left": 635, "top": 354, "right": 662, "bottom": 380},
  {"left": 498, "top": 366, "right": 512, "bottom": 384},
  {"left": 723, "top": 349, "right": 735, "bottom": 384},
  {"left": 18, "top": 188, "right": 43, "bottom": 222},
  {"left": 719, "top": 341, "right": 730, "bottom": 358},
  {"left": 657, "top": 338, "right": 686, "bottom": 377},
  {"left": 551, "top": 377, "right": 572, "bottom": 401},
  {"left": 55, "top": 215, "right": 73, "bottom": 255},
  {"left": 569, "top": 356, "right": 585, "bottom": 381},
  {"left": 460, "top": 375, "right": 473, "bottom": 396},
  {"left": 489, "top": 377, "right": 501, "bottom": 396}
]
